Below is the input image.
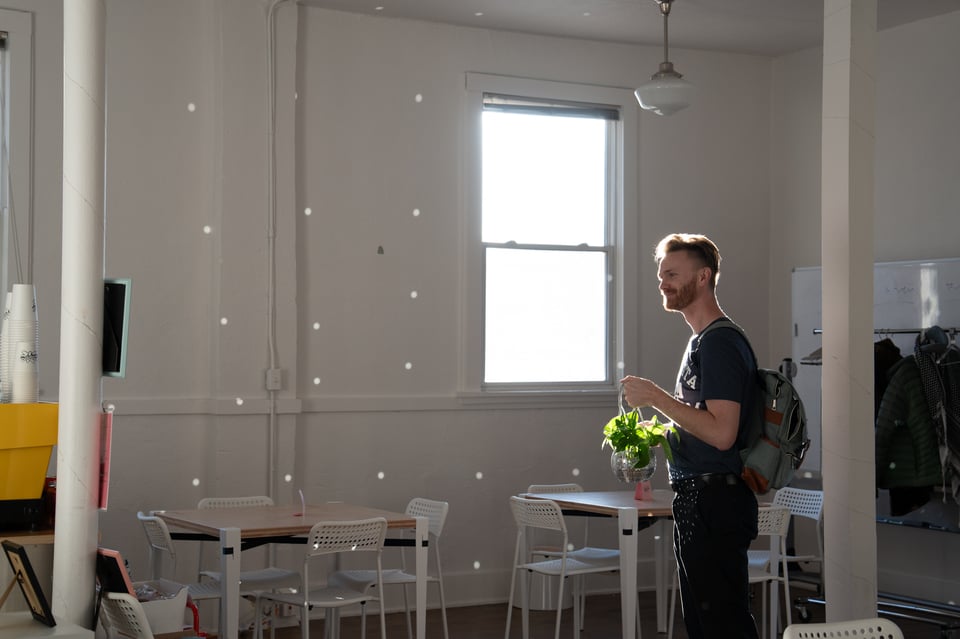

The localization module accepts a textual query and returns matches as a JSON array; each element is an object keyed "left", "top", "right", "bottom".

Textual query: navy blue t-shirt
[{"left": 665, "top": 318, "right": 757, "bottom": 482}]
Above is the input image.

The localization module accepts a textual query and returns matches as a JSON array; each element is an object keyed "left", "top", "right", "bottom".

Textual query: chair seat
[
  {"left": 520, "top": 555, "right": 620, "bottom": 577},
  {"left": 747, "top": 549, "right": 770, "bottom": 570},
  {"left": 258, "top": 585, "right": 379, "bottom": 609},
  {"left": 558, "top": 546, "right": 621, "bottom": 563},
  {"left": 200, "top": 567, "right": 300, "bottom": 591},
  {"left": 748, "top": 550, "right": 821, "bottom": 570},
  {"left": 329, "top": 568, "right": 440, "bottom": 591},
  {"left": 185, "top": 579, "right": 225, "bottom": 601}
]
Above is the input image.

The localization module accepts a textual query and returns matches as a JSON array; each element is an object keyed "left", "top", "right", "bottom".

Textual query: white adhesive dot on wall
[
  {"left": 284, "top": 474, "right": 293, "bottom": 483},
  {"left": 192, "top": 478, "right": 200, "bottom": 487},
  {"left": 410, "top": 291, "right": 418, "bottom": 299},
  {"left": 220, "top": 317, "right": 228, "bottom": 326},
  {"left": 304, "top": 207, "right": 312, "bottom": 216},
  {"left": 375, "top": 6, "right": 384, "bottom": 11},
  {"left": 377, "top": 471, "right": 385, "bottom": 480},
  {"left": 235, "top": 398, "right": 244, "bottom": 406},
  {"left": 571, "top": 468, "right": 580, "bottom": 476},
  {"left": 473, "top": 561, "right": 481, "bottom": 570},
  {"left": 475, "top": 471, "right": 483, "bottom": 480},
  {"left": 203, "top": 225, "right": 212, "bottom": 235},
  {"left": 313, "top": 322, "right": 320, "bottom": 330},
  {"left": 617, "top": 361, "right": 625, "bottom": 372},
  {"left": 187, "top": 102, "right": 196, "bottom": 112},
  {"left": 414, "top": 93, "right": 423, "bottom": 103},
  {"left": 404, "top": 362, "right": 413, "bottom": 370},
  {"left": 607, "top": 273, "right": 614, "bottom": 282},
  {"left": 104, "top": 404, "right": 116, "bottom": 413},
  {"left": 412, "top": 208, "right": 421, "bottom": 217},
  {"left": 313, "top": 377, "right": 321, "bottom": 385}
]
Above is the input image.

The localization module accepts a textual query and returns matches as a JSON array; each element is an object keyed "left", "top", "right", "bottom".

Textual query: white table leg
[
  {"left": 415, "top": 515, "right": 428, "bottom": 639},
  {"left": 219, "top": 526, "right": 241, "bottom": 639},
  {"left": 617, "top": 507, "right": 638, "bottom": 639},
  {"left": 654, "top": 519, "right": 668, "bottom": 633}
]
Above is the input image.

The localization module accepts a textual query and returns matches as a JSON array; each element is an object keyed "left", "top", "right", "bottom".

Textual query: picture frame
[
  {"left": 102, "top": 277, "right": 132, "bottom": 378},
  {"left": 95, "top": 547, "right": 135, "bottom": 596},
  {"left": 1, "top": 540, "right": 56, "bottom": 627}
]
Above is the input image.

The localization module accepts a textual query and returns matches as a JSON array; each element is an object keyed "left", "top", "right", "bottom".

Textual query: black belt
[{"left": 671, "top": 472, "right": 741, "bottom": 494}]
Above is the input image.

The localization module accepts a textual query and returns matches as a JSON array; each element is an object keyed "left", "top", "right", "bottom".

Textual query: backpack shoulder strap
[{"left": 698, "top": 317, "right": 758, "bottom": 367}]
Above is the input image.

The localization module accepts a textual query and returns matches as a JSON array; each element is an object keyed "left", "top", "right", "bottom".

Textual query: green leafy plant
[{"left": 602, "top": 410, "right": 675, "bottom": 468}]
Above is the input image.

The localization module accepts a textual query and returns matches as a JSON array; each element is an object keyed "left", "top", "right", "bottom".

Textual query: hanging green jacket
[{"left": 876, "top": 356, "right": 942, "bottom": 488}]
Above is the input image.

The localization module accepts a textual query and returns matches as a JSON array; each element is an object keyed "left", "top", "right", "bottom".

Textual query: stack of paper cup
[
  {"left": 0, "top": 292, "right": 10, "bottom": 402},
  {"left": 12, "top": 341, "right": 39, "bottom": 403},
  {"left": 4, "top": 284, "right": 39, "bottom": 403}
]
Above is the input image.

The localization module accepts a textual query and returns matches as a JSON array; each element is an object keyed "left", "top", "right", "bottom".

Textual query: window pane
[
  {"left": 484, "top": 247, "right": 607, "bottom": 383},
  {"left": 482, "top": 111, "right": 606, "bottom": 246}
]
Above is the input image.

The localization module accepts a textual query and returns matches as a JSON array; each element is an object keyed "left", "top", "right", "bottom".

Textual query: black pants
[{"left": 672, "top": 477, "right": 759, "bottom": 639}]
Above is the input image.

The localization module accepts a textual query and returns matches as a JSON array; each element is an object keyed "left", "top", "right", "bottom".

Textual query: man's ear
[{"left": 698, "top": 267, "right": 712, "bottom": 287}]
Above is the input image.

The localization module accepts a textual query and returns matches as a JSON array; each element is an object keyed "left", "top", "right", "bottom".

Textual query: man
[{"left": 622, "top": 233, "right": 760, "bottom": 639}]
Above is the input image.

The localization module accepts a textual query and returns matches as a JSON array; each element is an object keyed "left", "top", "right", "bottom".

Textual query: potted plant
[{"left": 602, "top": 408, "right": 674, "bottom": 483}]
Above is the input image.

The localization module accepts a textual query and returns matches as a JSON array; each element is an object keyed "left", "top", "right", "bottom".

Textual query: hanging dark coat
[{"left": 876, "top": 356, "right": 942, "bottom": 490}]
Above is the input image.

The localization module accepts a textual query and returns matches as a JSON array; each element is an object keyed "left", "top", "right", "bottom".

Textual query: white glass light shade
[{"left": 634, "top": 69, "right": 695, "bottom": 116}]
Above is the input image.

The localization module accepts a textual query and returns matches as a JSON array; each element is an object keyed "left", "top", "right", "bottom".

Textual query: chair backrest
[
  {"left": 526, "top": 483, "right": 583, "bottom": 495},
  {"left": 756, "top": 506, "right": 792, "bottom": 577},
  {"left": 197, "top": 495, "right": 274, "bottom": 509},
  {"left": 510, "top": 496, "right": 568, "bottom": 535},
  {"left": 773, "top": 487, "right": 824, "bottom": 522},
  {"left": 757, "top": 506, "right": 792, "bottom": 538},
  {"left": 99, "top": 592, "right": 155, "bottom": 639},
  {"left": 782, "top": 617, "right": 903, "bottom": 639},
  {"left": 405, "top": 497, "right": 449, "bottom": 539},
  {"left": 525, "top": 484, "right": 591, "bottom": 549},
  {"left": 302, "top": 518, "right": 388, "bottom": 592},
  {"left": 136, "top": 511, "right": 176, "bottom": 579},
  {"left": 304, "top": 517, "right": 388, "bottom": 559}
]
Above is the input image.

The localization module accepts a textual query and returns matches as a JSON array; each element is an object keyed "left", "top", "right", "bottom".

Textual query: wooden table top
[
  {"left": 156, "top": 503, "right": 416, "bottom": 538},
  {"left": 524, "top": 489, "right": 674, "bottom": 518},
  {"left": 0, "top": 528, "right": 55, "bottom": 545}
]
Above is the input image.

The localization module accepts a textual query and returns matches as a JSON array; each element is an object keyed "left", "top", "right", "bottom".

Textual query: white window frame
[
  {"left": 460, "top": 73, "right": 639, "bottom": 406},
  {"left": 0, "top": 8, "right": 34, "bottom": 297}
]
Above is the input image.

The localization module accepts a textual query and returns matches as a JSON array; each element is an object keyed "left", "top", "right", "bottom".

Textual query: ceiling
[{"left": 299, "top": 0, "right": 960, "bottom": 57}]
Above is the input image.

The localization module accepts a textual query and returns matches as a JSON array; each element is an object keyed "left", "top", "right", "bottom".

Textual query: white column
[
  {"left": 54, "top": 0, "right": 106, "bottom": 627},
  {"left": 820, "top": 0, "right": 877, "bottom": 621}
]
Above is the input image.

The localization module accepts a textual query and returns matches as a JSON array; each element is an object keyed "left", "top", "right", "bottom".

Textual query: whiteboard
[
  {"left": 792, "top": 258, "right": 960, "bottom": 473},
  {"left": 791, "top": 258, "right": 960, "bottom": 527}
]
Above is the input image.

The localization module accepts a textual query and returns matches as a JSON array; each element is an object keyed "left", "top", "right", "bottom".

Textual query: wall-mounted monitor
[{"left": 102, "top": 278, "right": 131, "bottom": 378}]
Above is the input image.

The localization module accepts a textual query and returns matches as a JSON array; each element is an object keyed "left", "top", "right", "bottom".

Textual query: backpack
[{"left": 699, "top": 319, "right": 810, "bottom": 494}]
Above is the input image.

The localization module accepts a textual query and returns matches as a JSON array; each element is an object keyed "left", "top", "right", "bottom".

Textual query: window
[
  {"left": 0, "top": 10, "right": 34, "bottom": 298},
  {"left": 463, "top": 74, "right": 639, "bottom": 397}
]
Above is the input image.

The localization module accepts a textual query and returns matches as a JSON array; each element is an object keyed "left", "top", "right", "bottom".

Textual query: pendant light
[{"left": 634, "top": 0, "right": 695, "bottom": 116}]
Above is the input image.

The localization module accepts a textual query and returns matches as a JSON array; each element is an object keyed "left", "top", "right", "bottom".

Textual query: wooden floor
[{"left": 243, "top": 586, "right": 945, "bottom": 639}]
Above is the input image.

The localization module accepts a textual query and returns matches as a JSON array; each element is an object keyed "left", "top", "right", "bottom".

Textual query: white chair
[
  {"left": 782, "top": 617, "right": 903, "bottom": 639},
  {"left": 328, "top": 498, "right": 450, "bottom": 639},
  {"left": 253, "top": 517, "right": 389, "bottom": 639},
  {"left": 524, "top": 484, "right": 620, "bottom": 564},
  {"left": 505, "top": 496, "right": 635, "bottom": 639},
  {"left": 750, "top": 487, "right": 824, "bottom": 590},
  {"left": 195, "top": 495, "right": 301, "bottom": 592},
  {"left": 749, "top": 506, "right": 793, "bottom": 639},
  {"left": 525, "top": 484, "right": 620, "bottom": 631},
  {"left": 99, "top": 592, "right": 156, "bottom": 639},
  {"left": 135, "top": 512, "right": 223, "bottom": 604}
]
